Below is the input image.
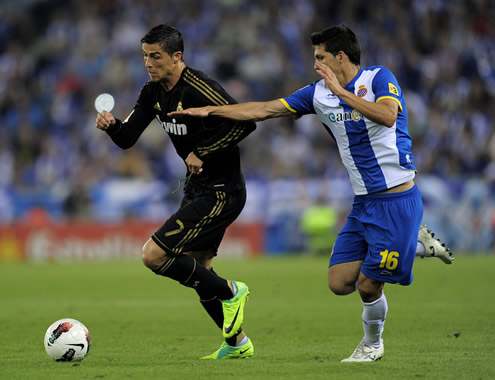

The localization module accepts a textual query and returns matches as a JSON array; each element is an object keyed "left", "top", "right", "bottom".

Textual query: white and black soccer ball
[{"left": 44, "top": 318, "right": 91, "bottom": 362}]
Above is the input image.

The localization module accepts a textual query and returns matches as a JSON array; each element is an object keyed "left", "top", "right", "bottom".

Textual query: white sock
[
  {"left": 236, "top": 336, "right": 248, "bottom": 347},
  {"left": 232, "top": 281, "right": 238, "bottom": 296},
  {"left": 416, "top": 241, "right": 425, "bottom": 257},
  {"left": 362, "top": 293, "right": 388, "bottom": 348}
]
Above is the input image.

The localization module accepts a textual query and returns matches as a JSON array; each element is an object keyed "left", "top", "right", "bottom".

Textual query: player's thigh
[
  {"left": 360, "top": 186, "right": 423, "bottom": 286},
  {"left": 328, "top": 214, "right": 368, "bottom": 294},
  {"left": 329, "top": 211, "right": 367, "bottom": 262}
]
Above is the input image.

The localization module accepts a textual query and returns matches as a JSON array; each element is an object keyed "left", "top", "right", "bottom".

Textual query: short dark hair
[
  {"left": 310, "top": 24, "right": 361, "bottom": 65},
  {"left": 141, "top": 24, "right": 184, "bottom": 57}
]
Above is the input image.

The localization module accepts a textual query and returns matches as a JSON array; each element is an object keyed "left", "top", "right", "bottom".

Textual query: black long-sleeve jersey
[{"left": 105, "top": 67, "right": 256, "bottom": 191}]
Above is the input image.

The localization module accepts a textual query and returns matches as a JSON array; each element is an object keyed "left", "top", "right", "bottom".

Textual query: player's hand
[
  {"left": 314, "top": 61, "right": 343, "bottom": 96},
  {"left": 168, "top": 107, "right": 211, "bottom": 118},
  {"left": 186, "top": 152, "right": 203, "bottom": 175},
  {"left": 96, "top": 111, "right": 116, "bottom": 130}
]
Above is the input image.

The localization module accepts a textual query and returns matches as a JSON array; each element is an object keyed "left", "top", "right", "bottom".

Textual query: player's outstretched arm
[{"left": 168, "top": 100, "right": 292, "bottom": 122}]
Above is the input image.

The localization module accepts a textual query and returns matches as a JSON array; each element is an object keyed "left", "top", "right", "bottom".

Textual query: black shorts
[{"left": 151, "top": 182, "right": 246, "bottom": 256}]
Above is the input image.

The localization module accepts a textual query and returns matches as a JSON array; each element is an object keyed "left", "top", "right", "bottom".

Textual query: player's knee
[
  {"left": 142, "top": 239, "right": 168, "bottom": 271},
  {"left": 328, "top": 277, "right": 354, "bottom": 296},
  {"left": 329, "top": 283, "right": 352, "bottom": 296},
  {"left": 328, "top": 268, "right": 356, "bottom": 295},
  {"left": 357, "top": 279, "right": 383, "bottom": 303},
  {"left": 328, "top": 261, "right": 362, "bottom": 296},
  {"left": 190, "top": 249, "right": 215, "bottom": 268}
]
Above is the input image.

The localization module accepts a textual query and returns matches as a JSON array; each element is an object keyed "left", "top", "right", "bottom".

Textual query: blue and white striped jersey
[{"left": 280, "top": 65, "right": 416, "bottom": 195}]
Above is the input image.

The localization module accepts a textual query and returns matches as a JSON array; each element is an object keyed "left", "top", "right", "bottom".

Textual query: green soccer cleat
[
  {"left": 200, "top": 338, "right": 254, "bottom": 360},
  {"left": 222, "top": 281, "right": 249, "bottom": 338}
]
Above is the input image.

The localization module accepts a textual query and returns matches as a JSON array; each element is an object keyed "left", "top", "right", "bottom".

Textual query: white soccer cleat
[
  {"left": 341, "top": 340, "right": 384, "bottom": 363},
  {"left": 418, "top": 225, "right": 454, "bottom": 264}
]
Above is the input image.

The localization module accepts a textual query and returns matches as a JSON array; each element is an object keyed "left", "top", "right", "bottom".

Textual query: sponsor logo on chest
[
  {"left": 156, "top": 115, "right": 187, "bottom": 136},
  {"left": 327, "top": 109, "right": 363, "bottom": 123}
]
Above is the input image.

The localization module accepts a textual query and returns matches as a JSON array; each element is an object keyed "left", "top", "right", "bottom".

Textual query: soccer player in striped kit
[
  {"left": 96, "top": 24, "right": 255, "bottom": 359},
  {"left": 169, "top": 24, "right": 454, "bottom": 362}
]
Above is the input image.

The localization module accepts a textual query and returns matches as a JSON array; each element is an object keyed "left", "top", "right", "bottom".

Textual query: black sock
[
  {"left": 196, "top": 267, "right": 224, "bottom": 329},
  {"left": 198, "top": 297, "right": 243, "bottom": 345},
  {"left": 199, "top": 297, "right": 223, "bottom": 329},
  {"left": 153, "top": 254, "right": 233, "bottom": 300},
  {"left": 197, "top": 268, "right": 243, "bottom": 345},
  {"left": 225, "top": 329, "right": 243, "bottom": 346}
]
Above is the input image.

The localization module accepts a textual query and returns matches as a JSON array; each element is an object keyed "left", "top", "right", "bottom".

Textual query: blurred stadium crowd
[{"left": 1, "top": 0, "right": 494, "bottom": 251}]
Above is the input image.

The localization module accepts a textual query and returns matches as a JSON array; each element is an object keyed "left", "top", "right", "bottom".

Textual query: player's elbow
[
  {"left": 381, "top": 115, "right": 397, "bottom": 128},
  {"left": 119, "top": 142, "right": 136, "bottom": 150},
  {"left": 112, "top": 139, "right": 136, "bottom": 150},
  {"left": 380, "top": 107, "right": 399, "bottom": 127}
]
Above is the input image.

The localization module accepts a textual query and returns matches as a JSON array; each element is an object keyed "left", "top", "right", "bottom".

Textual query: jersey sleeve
[
  {"left": 280, "top": 82, "right": 317, "bottom": 117},
  {"left": 105, "top": 83, "right": 156, "bottom": 149},
  {"left": 372, "top": 66, "right": 403, "bottom": 111}
]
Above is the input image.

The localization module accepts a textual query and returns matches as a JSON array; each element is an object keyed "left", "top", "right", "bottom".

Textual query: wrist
[
  {"left": 332, "top": 87, "right": 347, "bottom": 98},
  {"left": 192, "top": 148, "right": 206, "bottom": 161},
  {"left": 105, "top": 119, "right": 121, "bottom": 134}
]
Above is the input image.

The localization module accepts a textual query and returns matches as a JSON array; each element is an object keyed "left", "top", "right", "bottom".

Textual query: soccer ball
[{"left": 44, "top": 318, "right": 91, "bottom": 362}]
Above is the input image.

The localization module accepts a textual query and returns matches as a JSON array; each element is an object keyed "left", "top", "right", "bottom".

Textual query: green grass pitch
[{"left": 1, "top": 255, "right": 494, "bottom": 379}]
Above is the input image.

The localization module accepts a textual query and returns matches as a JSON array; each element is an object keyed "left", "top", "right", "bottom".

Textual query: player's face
[
  {"left": 142, "top": 43, "right": 177, "bottom": 82},
  {"left": 313, "top": 44, "right": 339, "bottom": 73}
]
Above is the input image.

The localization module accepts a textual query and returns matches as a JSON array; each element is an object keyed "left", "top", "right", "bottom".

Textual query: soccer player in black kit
[{"left": 96, "top": 24, "right": 255, "bottom": 359}]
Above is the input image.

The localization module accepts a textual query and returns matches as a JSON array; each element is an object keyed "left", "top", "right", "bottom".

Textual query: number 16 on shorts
[{"left": 379, "top": 250, "right": 399, "bottom": 270}]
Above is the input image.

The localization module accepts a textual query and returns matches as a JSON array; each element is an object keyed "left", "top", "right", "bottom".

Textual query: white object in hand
[{"left": 94, "top": 93, "right": 115, "bottom": 113}]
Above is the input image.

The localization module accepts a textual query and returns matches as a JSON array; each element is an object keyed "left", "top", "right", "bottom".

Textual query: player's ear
[{"left": 173, "top": 51, "right": 183, "bottom": 63}]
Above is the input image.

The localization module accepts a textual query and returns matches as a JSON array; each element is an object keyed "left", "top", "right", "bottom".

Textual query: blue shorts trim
[{"left": 329, "top": 185, "right": 423, "bottom": 285}]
